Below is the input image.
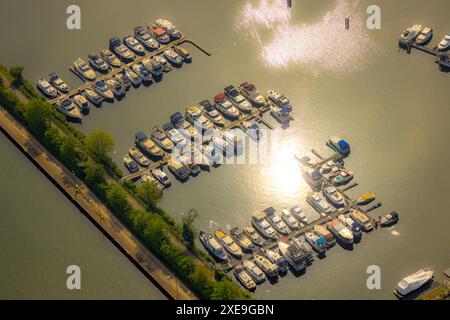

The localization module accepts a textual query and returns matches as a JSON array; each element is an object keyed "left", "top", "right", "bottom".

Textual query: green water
[{"left": 0, "top": 0, "right": 449, "bottom": 299}]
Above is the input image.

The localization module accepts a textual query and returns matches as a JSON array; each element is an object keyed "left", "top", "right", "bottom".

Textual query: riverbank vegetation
[{"left": 0, "top": 64, "right": 250, "bottom": 300}]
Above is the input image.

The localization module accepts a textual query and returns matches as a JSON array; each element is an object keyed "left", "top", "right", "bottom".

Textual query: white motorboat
[
  {"left": 251, "top": 211, "right": 277, "bottom": 240},
  {"left": 73, "top": 58, "right": 96, "bottom": 81},
  {"left": 100, "top": 49, "right": 121, "bottom": 68},
  {"left": 264, "top": 207, "right": 289, "bottom": 235},
  {"left": 36, "top": 78, "right": 58, "bottom": 98},
  {"left": 233, "top": 264, "right": 256, "bottom": 291},
  {"left": 290, "top": 205, "right": 308, "bottom": 224},
  {"left": 239, "top": 82, "right": 267, "bottom": 106},
  {"left": 322, "top": 185, "right": 346, "bottom": 208},
  {"left": 214, "top": 93, "right": 240, "bottom": 120},
  {"left": 263, "top": 249, "right": 288, "bottom": 273},
  {"left": 72, "top": 94, "right": 89, "bottom": 113},
  {"left": 109, "top": 37, "right": 135, "bottom": 62},
  {"left": 84, "top": 88, "right": 103, "bottom": 106},
  {"left": 395, "top": 268, "right": 434, "bottom": 298},
  {"left": 224, "top": 85, "right": 252, "bottom": 113},
  {"left": 153, "top": 19, "right": 182, "bottom": 39},
  {"left": 398, "top": 24, "right": 422, "bottom": 47},
  {"left": 243, "top": 259, "right": 266, "bottom": 284},
  {"left": 88, "top": 53, "right": 110, "bottom": 73},
  {"left": 56, "top": 98, "right": 81, "bottom": 122},
  {"left": 280, "top": 208, "right": 299, "bottom": 230},
  {"left": 134, "top": 26, "right": 160, "bottom": 51},
  {"left": 242, "top": 120, "right": 263, "bottom": 142},
  {"left": 415, "top": 27, "right": 433, "bottom": 45},
  {"left": 92, "top": 80, "right": 114, "bottom": 101},
  {"left": 199, "top": 230, "right": 229, "bottom": 262},
  {"left": 123, "top": 155, "right": 139, "bottom": 173},
  {"left": 438, "top": 33, "right": 450, "bottom": 51},
  {"left": 123, "top": 35, "right": 146, "bottom": 56},
  {"left": 326, "top": 218, "right": 354, "bottom": 245},
  {"left": 105, "top": 78, "right": 126, "bottom": 98},
  {"left": 199, "top": 99, "right": 225, "bottom": 127},
  {"left": 129, "top": 147, "right": 150, "bottom": 167},
  {"left": 163, "top": 48, "right": 183, "bottom": 67},
  {"left": 278, "top": 238, "right": 307, "bottom": 272},
  {"left": 307, "top": 192, "right": 333, "bottom": 214},
  {"left": 151, "top": 168, "right": 171, "bottom": 187},
  {"left": 48, "top": 73, "right": 69, "bottom": 93},
  {"left": 124, "top": 68, "right": 141, "bottom": 87}
]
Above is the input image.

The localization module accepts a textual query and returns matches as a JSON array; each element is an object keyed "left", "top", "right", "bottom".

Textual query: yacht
[
  {"left": 280, "top": 208, "right": 299, "bottom": 230},
  {"left": 292, "top": 237, "right": 314, "bottom": 263},
  {"left": 105, "top": 78, "right": 125, "bottom": 98},
  {"left": 134, "top": 26, "right": 160, "bottom": 51},
  {"left": 270, "top": 105, "right": 291, "bottom": 123},
  {"left": 264, "top": 207, "right": 290, "bottom": 235},
  {"left": 123, "top": 155, "right": 139, "bottom": 173},
  {"left": 84, "top": 88, "right": 103, "bottom": 106},
  {"left": 199, "top": 99, "right": 225, "bottom": 127},
  {"left": 254, "top": 254, "right": 279, "bottom": 279},
  {"left": 109, "top": 37, "right": 135, "bottom": 62},
  {"left": 357, "top": 193, "right": 376, "bottom": 206},
  {"left": 239, "top": 82, "right": 267, "bottom": 107},
  {"left": 151, "top": 27, "right": 171, "bottom": 44},
  {"left": 233, "top": 264, "right": 256, "bottom": 291},
  {"left": 92, "top": 80, "right": 114, "bottom": 101},
  {"left": 56, "top": 98, "right": 81, "bottom": 121},
  {"left": 162, "top": 122, "right": 188, "bottom": 148},
  {"left": 185, "top": 105, "right": 214, "bottom": 132},
  {"left": 278, "top": 238, "right": 307, "bottom": 272},
  {"left": 338, "top": 214, "right": 362, "bottom": 240},
  {"left": 174, "top": 45, "right": 191, "bottom": 62},
  {"left": 214, "top": 229, "right": 242, "bottom": 259},
  {"left": 438, "top": 33, "right": 450, "bottom": 51},
  {"left": 328, "top": 136, "right": 350, "bottom": 156},
  {"left": 146, "top": 57, "right": 163, "bottom": 79},
  {"left": 48, "top": 73, "right": 69, "bottom": 93},
  {"left": 167, "top": 158, "right": 190, "bottom": 181},
  {"left": 398, "top": 25, "right": 422, "bottom": 47},
  {"left": 150, "top": 126, "right": 174, "bottom": 152},
  {"left": 100, "top": 49, "right": 122, "bottom": 68},
  {"left": 123, "top": 36, "right": 146, "bottom": 56},
  {"left": 326, "top": 218, "right": 354, "bottom": 245},
  {"left": 380, "top": 211, "right": 399, "bottom": 227},
  {"left": 243, "top": 227, "right": 265, "bottom": 247},
  {"left": 436, "top": 53, "right": 450, "bottom": 69},
  {"left": 290, "top": 205, "right": 308, "bottom": 224},
  {"left": 302, "top": 166, "right": 323, "bottom": 190},
  {"left": 200, "top": 143, "right": 221, "bottom": 166},
  {"left": 416, "top": 27, "right": 433, "bottom": 45},
  {"left": 224, "top": 85, "right": 252, "bottom": 113},
  {"left": 73, "top": 58, "right": 96, "bottom": 81},
  {"left": 394, "top": 268, "right": 434, "bottom": 298},
  {"left": 151, "top": 168, "right": 171, "bottom": 187},
  {"left": 243, "top": 259, "right": 266, "bottom": 284},
  {"left": 155, "top": 55, "right": 172, "bottom": 72},
  {"left": 129, "top": 147, "right": 150, "bottom": 167},
  {"left": 251, "top": 211, "right": 277, "bottom": 240},
  {"left": 163, "top": 48, "right": 183, "bottom": 67},
  {"left": 131, "top": 62, "right": 152, "bottom": 83},
  {"left": 313, "top": 224, "right": 336, "bottom": 248},
  {"left": 230, "top": 227, "right": 253, "bottom": 253},
  {"left": 114, "top": 72, "right": 131, "bottom": 90},
  {"left": 307, "top": 192, "right": 333, "bottom": 214},
  {"left": 135, "top": 131, "right": 164, "bottom": 159},
  {"left": 36, "top": 78, "right": 58, "bottom": 98},
  {"left": 88, "top": 53, "right": 110, "bottom": 73},
  {"left": 141, "top": 174, "right": 164, "bottom": 191},
  {"left": 267, "top": 89, "right": 292, "bottom": 111},
  {"left": 350, "top": 209, "right": 374, "bottom": 232},
  {"left": 214, "top": 93, "right": 240, "bottom": 120},
  {"left": 170, "top": 112, "right": 197, "bottom": 140},
  {"left": 72, "top": 94, "right": 90, "bottom": 113},
  {"left": 332, "top": 169, "right": 354, "bottom": 186},
  {"left": 199, "top": 231, "right": 229, "bottom": 262},
  {"left": 263, "top": 249, "right": 288, "bottom": 274},
  {"left": 153, "top": 19, "right": 182, "bottom": 39},
  {"left": 322, "top": 185, "right": 346, "bottom": 208},
  {"left": 124, "top": 68, "right": 142, "bottom": 87},
  {"left": 242, "top": 120, "right": 263, "bottom": 142},
  {"left": 304, "top": 232, "right": 327, "bottom": 256}
]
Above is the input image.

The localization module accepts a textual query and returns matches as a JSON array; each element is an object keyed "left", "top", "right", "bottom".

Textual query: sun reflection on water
[{"left": 235, "top": 0, "right": 378, "bottom": 72}]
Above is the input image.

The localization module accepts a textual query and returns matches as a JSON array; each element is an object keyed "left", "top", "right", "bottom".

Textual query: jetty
[{"left": 48, "top": 36, "right": 211, "bottom": 106}]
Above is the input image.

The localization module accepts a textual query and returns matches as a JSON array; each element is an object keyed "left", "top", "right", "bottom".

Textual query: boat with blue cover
[{"left": 328, "top": 136, "right": 350, "bottom": 155}]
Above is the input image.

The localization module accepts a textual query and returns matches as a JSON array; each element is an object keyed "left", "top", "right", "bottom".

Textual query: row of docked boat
[{"left": 399, "top": 24, "right": 450, "bottom": 51}]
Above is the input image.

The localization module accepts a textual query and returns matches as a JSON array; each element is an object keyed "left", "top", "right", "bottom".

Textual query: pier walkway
[
  {"left": 0, "top": 105, "right": 196, "bottom": 300},
  {"left": 48, "top": 37, "right": 210, "bottom": 105}
]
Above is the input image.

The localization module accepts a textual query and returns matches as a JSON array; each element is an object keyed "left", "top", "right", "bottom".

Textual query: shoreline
[{"left": 0, "top": 105, "right": 197, "bottom": 300}]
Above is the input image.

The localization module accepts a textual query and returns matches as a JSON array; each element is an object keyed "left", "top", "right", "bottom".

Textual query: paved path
[{"left": 0, "top": 105, "right": 197, "bottom": 300}]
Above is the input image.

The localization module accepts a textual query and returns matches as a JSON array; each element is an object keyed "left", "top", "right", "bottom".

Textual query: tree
[
  {"left": 60, "top": 135, "right": 86, "bottom": 173},
  {"left": 84, "top": 163, "right": 105, "bottom": 187},
  {"left": 85, "top": 130, "right": 115, "bottom": 161},
  {"left": 210, "top": 280, "right": 247, "bottom": 300},
  {"left": 182, "top": 209, "right": 199, "bottom": 248},
  {"left": 24, "top": 99, "right": 53, "bottom": 137},
  {"left": 105, "top": 184, "right": 131, "bottom": 216},
  {"left": 136, "top": 180, "right": 162, "bottom": 210},
  {"left": 189, "top": 264, "right": 214, "bottom": 298},
  {"left": 9, "top": 66, "right": 24, "bottom": 84}
]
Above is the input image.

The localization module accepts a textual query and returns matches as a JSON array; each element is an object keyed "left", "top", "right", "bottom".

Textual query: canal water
[{"left": 1, "top": 0, "right": 449, "bottom": 299}]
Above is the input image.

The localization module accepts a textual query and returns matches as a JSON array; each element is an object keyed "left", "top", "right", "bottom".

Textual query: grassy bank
[{"left": 0, "top": 64, "right": 250, "bottom": 300}]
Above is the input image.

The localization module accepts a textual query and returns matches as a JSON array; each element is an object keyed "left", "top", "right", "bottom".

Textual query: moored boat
[
  {"left": 251, "top": 211, "right": 277, "bottom": 240},
  {"left": 48, "top": 73, "right": 69, "bottom": 93},
  {"left": 73, "top": 58, "right": 96, "bottom": 81},
  {"left": 394, "top": 268, "right": 434, "bottom": 298},
  {"left": 304, "top": 231, "right": 327, "bottom": 255},
  {"left": 357, "top": 193, "right": 376, "bottom": 206},
  {"left": 280, "top": 208, "right": 299, "bottom": 230},
  {"left": 174, "top": 45, "right": 191, "bottom": 62},
  {"left": 123, "top": 154, "right": 139, "bottom": 173},
  {"left": 233, "top": 264, "right": 256, "bottom": 291},
  {"left": 254, "top": 253, "right": 279, "bottom": 279},
  {"left": 72, "top": 94, "right": 90, "bottom": 113},
  {"left": 290, "top": 205, "right": 308, "bottom": 224},
  {"left": 199, "top": 99, "right": 225, "bottom": 127},
  {"left": 92, "top": 80, "right": 114, "bottom": 101},
  {"left": 230, "top": 227, "right": 254, "bottom": 253},
  {"left": 163, "top": 48, "right": 183, "bottom": 67},
  {"left": 380, "top": 211, "right": 399, "bottom": 227},
  {"left": 307, "top": 192, "right": 333, "bottom": 215},
  {"left": 153, "top": 19, "right": 182, "bottom": 39},
  {"left": 416, "top": 27, "right": 433, "bottom": 45},
  {"left": 267, "top": 89, "right": 292, "bottom": 111},
  {"left": 151, "top": 126, "right": 174, "bottom": 152},
  {"left": 214, "top": 93, "right": 240, "bottom": 120},
  {"left": 162, "top": 122, "right": 188, "bottom": 148},
  {"left": 215, "top": 229, "right": 243, "bottom": 259},
  {"left": 185, "top": 105, "right": 214, "bottom": 132},
  {"left": 37, "top": 78, "right": 58, "bottom": 98},
  {"left": 263, "top": 249, "right": 288, "bottom": 273},
  {"left": 131, "top": 62, "right": 153, "bottom": 83},
  {"left": 328, "top": 135, "right": 350, "bottom": 156},
  {"left": 338, "top": 214, "right": 362, "bottom": 240},
  {"left": 105, "top": 78, "right": 126, "bottom": 98},
  {"left": 167, "top": 158, "right": 190, "bottom": 181},
  {"left": 332, "top": 169, "right": 353, "bottom": 186},
  {"left": 313, "top": 224, "right": 336, "bottom": 248},
  {"left": 109, "top": 37, "right": 135, "bottom": 62},
  {"left": 135, "top": 131, "right": 164, "bottom": 159},
  {"left": 124, "top": 68, "right": 141, "bottom": 87},
  {"left": 84, "top": 88, "right": 103, "bottom": 106},
  {"left": 399, "top": 25, "right": 422, "bottom": 47},
  {"left": 88, "top": 53, "right": 110, "bottom": 73},
  {"left": 123, "top": 35, "right": 146, "bottom": 56},
  {"left": 199, "top": 230, "right": 229, "bottom": 262},
  {"left": 129, "top": 147, "right": 150, "bottom": 167},
  {"left": 151, "top": 168, "right": 171, "bottom": 187},
  {"left": 239, "top": 82, "right": 267, "bottom": 106},
  {"left": 170, "top": 112, "right": 197, "bottom": 140},
  {"left": 100, "top": 49, "right": 122, "bottom": 68},
  {"left": 350, "top": 209, "right": 373, "bottom": 232},
  {"left": 438, "top": 33, "right": 450, "bottom": 51},
  {"left": 243, "top": 259, "right": 266, "bottom": 284},
  {"left": 224, "top": 85, "right": 252, "bottom": 113},
  {"left": 278, "top": 237, "right": 307, "bottom": 272},
  {"left": 322, "top": 185, "right": 346, "bottom": 208},
  {"left": 264, "top": 207, "right": 290, "bottom": 235},
  {"left": 56, "top": 98, "right": 81, "bottom": 121},
  {"left": 302, "top": 166, "right": 323, "bottom": 190},
  {"left": 150, "top": 27, "right": 171, "bottom": 44},
  {"left": 270, "top": 104, "right": 291, "bottom": 123},
  {"left": 241, "top": 120, "right": 263, "bottom": 142},
  {"left": 134, "top": 26, "right": 160, "bottom": 51},
  {"left": 114, "top": 72, "right": 131, "bottom": 90},
  {"left": 326, "top": 218, "right": 354, "bottom": 245},
  {"left": 243, "top": 227, "right": 265, "bottom": 247}
]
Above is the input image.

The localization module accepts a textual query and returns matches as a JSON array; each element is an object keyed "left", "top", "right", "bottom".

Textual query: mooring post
[{"left": 345, "top": 17, "right": 350, "bottom": 30}]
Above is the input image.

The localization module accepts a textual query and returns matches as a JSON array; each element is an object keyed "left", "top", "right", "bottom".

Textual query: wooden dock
[{"left": 47, "top": 37, "right": 210, "bottom": 105}]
